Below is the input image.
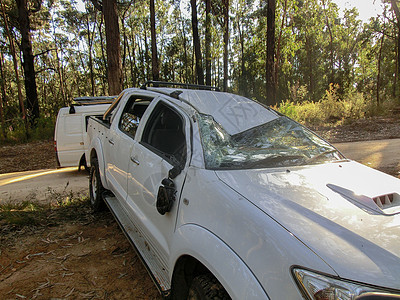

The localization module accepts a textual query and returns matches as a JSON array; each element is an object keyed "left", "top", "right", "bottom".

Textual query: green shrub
[
  {"left": 0, "top": 116, "right": 55, "bottom": 144},
  {"left": 276, "top": 84, "right": 371, "bottom": 126}
]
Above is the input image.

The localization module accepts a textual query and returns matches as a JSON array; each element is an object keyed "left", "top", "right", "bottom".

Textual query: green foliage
[
  {"left": 0, "top": 116, "right": 55, "bottom": 143},
  {"left": 29, "top": 116, "right": 56, "bottom": 141},
  {"left": 0, "top": 200, "right": 47, "bottom": 227},
  {"left": 276, "top": 84, "right": 370, "bottom": 126}
]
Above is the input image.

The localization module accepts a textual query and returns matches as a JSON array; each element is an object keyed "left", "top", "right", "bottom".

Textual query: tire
[
  {"left": 187, "top": 274, "right": 230, "bottom": 300},
  {"left": 89, "top": 158, "right": 106, "bottom": 212}
]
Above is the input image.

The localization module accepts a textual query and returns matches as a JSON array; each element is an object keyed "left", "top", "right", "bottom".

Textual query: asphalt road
[{"left": 1, "top": 138, "right": 400, "bottom": 203}]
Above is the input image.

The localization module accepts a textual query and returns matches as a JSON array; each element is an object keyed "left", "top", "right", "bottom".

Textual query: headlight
[{"left": 292, "top": 268, "right": 400, "bottom": 300}]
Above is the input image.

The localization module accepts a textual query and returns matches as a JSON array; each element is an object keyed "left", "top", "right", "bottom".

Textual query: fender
[
  {"left": 170, "top": 224, "right": 268, "bottom": 299},
  {"left": 89, "top": 136, "right": 109, "bottom": 190}
]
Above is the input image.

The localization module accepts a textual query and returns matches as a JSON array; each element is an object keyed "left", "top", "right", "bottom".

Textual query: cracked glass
[{"left": 198, "top": 114, "right": 343, "bottom": 170}]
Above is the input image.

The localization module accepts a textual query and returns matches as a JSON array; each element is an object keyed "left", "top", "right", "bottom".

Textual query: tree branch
[
  {"left": 34, "top": 48, "right": 57, "bottom": 58},
  {"left": 90, "top": 0, "right": 103, "bottom": 12}
]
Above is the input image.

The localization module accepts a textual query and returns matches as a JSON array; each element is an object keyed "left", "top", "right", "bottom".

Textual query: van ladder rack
[
  {"left": 140, "top": 81, "right": 220, "bottom": 92},
  {"left": 72, "top": 96, "right": 116, "bottom": 106}
]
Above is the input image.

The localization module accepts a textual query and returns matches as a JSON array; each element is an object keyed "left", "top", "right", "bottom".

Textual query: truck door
[
  {"left": 125, "top": 100, "right": 190, "bottom": 269},
  {"left": 105, "top": 95, "right": 152, "bottom": 200}
]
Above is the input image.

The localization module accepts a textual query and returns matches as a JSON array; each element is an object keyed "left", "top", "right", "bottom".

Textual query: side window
[
  {"left": 141, "top": 103, "right": 186, "bottom": 165},
  {"left": 119, "top": 96, "right": 151, "bottom": 138}
]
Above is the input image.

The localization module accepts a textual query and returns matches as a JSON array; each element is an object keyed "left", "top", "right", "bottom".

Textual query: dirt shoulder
[
  {"left": 0, "top": 140, "right": 56, "bottom": 174},
  {"left": 308, "top": 116, "right": 400, "bottom": 143},
  {"left": 0, "top": 201, "right": 161, "bottom": 299}
]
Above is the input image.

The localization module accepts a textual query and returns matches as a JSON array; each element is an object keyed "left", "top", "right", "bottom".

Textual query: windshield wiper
[{"left": 305, "top": 149, "right": 338, "bottom": 164}]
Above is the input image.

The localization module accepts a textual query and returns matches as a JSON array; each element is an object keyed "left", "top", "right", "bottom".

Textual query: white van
[{"left": 54, "top": 96, "right": 114, "bottom": 170}]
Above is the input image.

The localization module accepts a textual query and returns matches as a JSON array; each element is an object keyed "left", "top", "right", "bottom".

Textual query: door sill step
[{"left": 104, "top": 195, "right": 171, "bottom": 295}]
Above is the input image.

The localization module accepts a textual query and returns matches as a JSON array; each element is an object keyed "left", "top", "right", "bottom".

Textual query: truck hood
[{"left": 215, "top": 160, "right": 400, "bottom": 290}]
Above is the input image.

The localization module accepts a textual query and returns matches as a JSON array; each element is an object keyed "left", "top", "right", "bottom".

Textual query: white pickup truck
[{"left": 86, "top": 82, "right": 400, "bottom": 299}]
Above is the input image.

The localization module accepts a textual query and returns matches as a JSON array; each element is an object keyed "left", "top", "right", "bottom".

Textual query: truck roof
[{"left": 145, "top": 87, "right": 278, "bottom": 135}]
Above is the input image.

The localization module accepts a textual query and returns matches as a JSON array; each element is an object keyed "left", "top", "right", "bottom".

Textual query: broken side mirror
[{"left": 156, "top": 178, "right": 176, "bottom": 215}]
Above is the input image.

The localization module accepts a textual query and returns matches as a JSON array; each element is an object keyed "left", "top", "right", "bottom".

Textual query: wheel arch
[
  {"left": 170, "top": 224, "right": 268, "bottom": 299},
  {"left": 88, "top": 137, "right": 108, "bottom": 190}
]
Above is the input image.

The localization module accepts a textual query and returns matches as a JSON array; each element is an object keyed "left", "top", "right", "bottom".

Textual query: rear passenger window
[{"left": 119, "top": 96, "right": 151, "bottom": 138}]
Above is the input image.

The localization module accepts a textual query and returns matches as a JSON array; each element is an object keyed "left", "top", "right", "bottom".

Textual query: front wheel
[
  {"left": 187, "top": 274, "right": 230, "bottom": 300},
  {"left": 89, "top": 158, "right": 106, "bottom": 212}
]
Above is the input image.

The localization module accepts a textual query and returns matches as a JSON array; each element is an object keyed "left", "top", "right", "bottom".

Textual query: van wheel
[
  {"left": 89, "top": 159, "right": 106, "bottom": 212},
  {"left": 187, "top": 274, "right": 230, "bottom": 300}
]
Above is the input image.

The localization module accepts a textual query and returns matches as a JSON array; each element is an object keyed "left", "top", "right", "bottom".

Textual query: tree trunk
[
  {"left": 190, "top": 0, "right": 204, "bottom": 85},
  {"left": 144, "top": 29, "right": 150, "bottom": 81},
  {"left": 1, "top": 0, "right": 26, "bottom": 126},
  {"left": 98, "top": 13, "right": 107, "bottom": 94},
  {"left": 238, "top": 21, "right": 246, "bottom": 96},
  {"left": 180, "top": 12, "right": 189, "bottom": 83},
  {"left": 0, "top": 51, "right": 6, "bottom": 138},
  {"left": 52, "top": 22, "right": 67, "bottom": 106},
  {"left": 223, "top": 0, "right": 229, "bottom": 91},
  {"left": 85, "top": 10, "right": 96, "bottom": 96},
  {"left": 205, "top": 0, "right": 211, "bottom": 86},
  {"left": 322, "top": 0, "right": 334, "bottom": 85},
  {"left": 275, "top": 0, "right": 288, "bottom": 100},
  {"left": 150, "top": 0, "right": 159, "bottom": 81},
  {"left": 377, "top": 28, "right": 385, "bottom": 107},
  {"left": 103, "top": 0, "right": 122, "bottom": 95},
  {"left": 16, "top": 0, "right": 39, "bottom": 124},
  {"left": 266, "top": 0, "right": 276, "bottom": 105}
]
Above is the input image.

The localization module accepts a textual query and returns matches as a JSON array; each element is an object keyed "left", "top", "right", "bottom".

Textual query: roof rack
[
  {"left": 140, "top": 81, "right": 220, "bottom": 92},
  {"left": 72, "top": 96, "right": 116, "bottom": 106}
]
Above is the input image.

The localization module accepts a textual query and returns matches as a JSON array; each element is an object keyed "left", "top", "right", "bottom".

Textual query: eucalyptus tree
[
  {"left": 266, "top": 0, "right": 276, "bottom": 104},
  {"left": 15, "top": 0, "right": 42, "bottom": 124},
  {"left": 190, "top": 0, "right": 204, "bottom": 85},
  {"left": 91, "top": 0, "right": 122, "bottom": 95}
]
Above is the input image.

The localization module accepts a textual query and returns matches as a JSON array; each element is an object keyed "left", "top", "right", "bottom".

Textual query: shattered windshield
[{"left": 198, "top": 114, "right": 343, "bottom": 170}]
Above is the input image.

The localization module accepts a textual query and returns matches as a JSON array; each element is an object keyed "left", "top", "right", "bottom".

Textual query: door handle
[
  {"left": 108, "top": 139, "right": 114, "bottom": 145},
  {"left": 130, "top": 156, "right": 140, "bottom": 165}
]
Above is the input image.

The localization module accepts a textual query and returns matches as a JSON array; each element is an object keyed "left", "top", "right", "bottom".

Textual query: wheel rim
[{"left": 91, "top": 168, "right": 97, "bottom": 203}]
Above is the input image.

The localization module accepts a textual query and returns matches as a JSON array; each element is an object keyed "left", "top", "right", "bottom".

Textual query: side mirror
[{"left": 156, "top": 178, "right": 176, "bottom": 215}]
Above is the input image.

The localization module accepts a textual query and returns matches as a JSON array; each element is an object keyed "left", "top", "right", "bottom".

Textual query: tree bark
[
  {"left": 190, "top": 0, "right": 204, "bottom": 85},
  {"left": 0, "top": 51, "right": 6, "bottom": 138},
  {"left": 16, "top": 0, "right": 39, "bottom": 124},
  {"left": 98, "top": 13, "right": 107, "bottom": 95},
  {"left": 322, "top": 0, "right": 334, "bottom": 85},
  {"left": 377, "top": 27, "right": 385, "bottom": 107},
  {"left": 205, "top": 0, "right": 211, "bottom": 85},
  {"left": 223, "top": 0, "right": 229, "bottom": 91},
  {"left": 103, "top": 0, "right": 122, "bottom": 95},
  {"left": 266, "top": 0, "right": 276, "bottom": 105},
  {"left": 1, "top": 0, "right": 26, "bottom": 125},
  {"left": 150, "top": 0, "right": 159, "bottom": 81},
  {"left": 85, "top": 9, "right": 96, "bottom": 96},
  {"left": 275, "top": 0, "right": 288, "bottom": 99}
]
